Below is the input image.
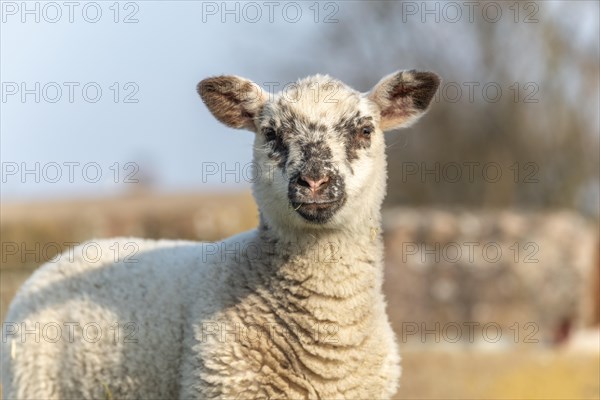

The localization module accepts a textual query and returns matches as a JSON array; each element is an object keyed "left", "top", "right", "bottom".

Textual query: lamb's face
[
  {"left": 251, "top": 77, "right": 384, "bottom": 225},
  {"left": 198, "top": 71, "right": 440, "bottom": 229}
]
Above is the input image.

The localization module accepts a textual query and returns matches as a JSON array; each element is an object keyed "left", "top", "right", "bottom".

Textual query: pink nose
[{"left": 298, "top": 175, "right": 330, "bottom": 194}]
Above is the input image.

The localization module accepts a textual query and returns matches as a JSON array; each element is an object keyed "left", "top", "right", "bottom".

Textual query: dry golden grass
[{"left": 397, "top": 349, "right": 600, "bottom": 399}]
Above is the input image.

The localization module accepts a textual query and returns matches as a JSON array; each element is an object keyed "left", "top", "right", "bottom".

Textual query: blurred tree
[{"left": 303, "top": 1, "right": 599, "bottom": 214}]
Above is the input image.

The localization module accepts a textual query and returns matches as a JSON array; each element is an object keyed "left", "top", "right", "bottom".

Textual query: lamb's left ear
[
  {"left": 197, "top": 76, "right": 268, "bottom": 131},
  {"left": 368, "top": 70, "right": 440, "bottom": 131}
]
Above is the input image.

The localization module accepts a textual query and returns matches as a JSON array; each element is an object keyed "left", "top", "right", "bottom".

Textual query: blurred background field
[{"left": 2, "top": 1, "right": 599, "bottom": 398}]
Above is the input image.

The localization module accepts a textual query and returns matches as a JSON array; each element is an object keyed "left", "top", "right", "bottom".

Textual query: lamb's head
[{"left": 198, "top": 70, "right": 439, "bottom": 231}]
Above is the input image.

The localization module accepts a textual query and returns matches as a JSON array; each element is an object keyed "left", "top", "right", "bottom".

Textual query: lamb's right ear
[{"left": 197, "top": 76, "right": 268, "bottom": 131}]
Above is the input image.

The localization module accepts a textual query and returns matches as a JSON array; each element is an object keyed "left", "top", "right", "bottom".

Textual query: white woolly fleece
[{"left": 2, "top": 231, "right": 400, "bottom": 399}]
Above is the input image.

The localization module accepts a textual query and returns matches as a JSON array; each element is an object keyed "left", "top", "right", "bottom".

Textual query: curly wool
[{"left": 2, "top": 227, "right": 400, "bottom": 399}]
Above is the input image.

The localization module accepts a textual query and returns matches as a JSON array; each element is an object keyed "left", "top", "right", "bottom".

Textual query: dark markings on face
[
  {"left": 262, "top": 103, "right": 330, "bottom": 171},
  {"left": 334, "top": 112, "right": 374, "bottom": 163},
  {"left": 299, "top": 140, "right": 333, "bottom": 180},
  {"left": 288, "top": 168, "right": 346, "bottom": 224},
  {"left": 287, "top": 139, "right": 347, "bottom": 224},
  {"left": 263, "top": 118, "right": 289, "bottom": 170},
  {"left": 307, "top": 121, "right": 328, "bottom": 133},
  {"left": 260, "top": 99, "right": 363, "bottom": 224}
]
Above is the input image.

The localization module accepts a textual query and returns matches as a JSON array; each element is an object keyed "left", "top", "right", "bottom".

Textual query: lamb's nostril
[
  {"left": 298, "top": 175, "right": 330, "bottom": 192},
  {"left": 297, "top": 176, "right": 311, "bottom": 188},
  {"left": 313, "top": 177, "right": 330, "bottom": 189}
]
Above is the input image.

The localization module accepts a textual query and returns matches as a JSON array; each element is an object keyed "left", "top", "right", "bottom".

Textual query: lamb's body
[
  {"left": 2, "top": 70, "right": 439, "bottom": 399},
  {"left": 3, "top": 230, "right": 399, "bottom": 399},
  {"left": 2, "top": 238, "right": 197, "bottom": 398}
]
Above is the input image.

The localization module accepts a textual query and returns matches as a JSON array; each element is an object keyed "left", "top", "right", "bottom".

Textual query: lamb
[{"left": 1, "top": 69, "right": 440, "bottom": 399}]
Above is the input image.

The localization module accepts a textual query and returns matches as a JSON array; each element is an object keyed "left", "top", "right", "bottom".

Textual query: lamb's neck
[
  {"left": 252, "top": 213, "right": 385, "bottom": 342},
  {"left": 257, "top": 211, "right": 384, "bottom": 282}
]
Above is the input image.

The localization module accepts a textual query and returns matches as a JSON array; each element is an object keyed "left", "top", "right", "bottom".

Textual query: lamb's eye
[
  {"left": 361, "top": 126, "right": 373, "bottom": 137},
  {"left": 263, "top": 128, "right": 277, "bottom": 142}
]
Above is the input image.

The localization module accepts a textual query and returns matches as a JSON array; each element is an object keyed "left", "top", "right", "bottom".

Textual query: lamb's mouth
[{"left": 289, "top": 197, "right": 345, "bottom": 223}]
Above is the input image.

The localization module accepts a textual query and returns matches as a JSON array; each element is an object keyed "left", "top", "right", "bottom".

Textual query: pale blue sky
[{"left": 1, "top": 1, "right": 598, "bottom": 201}]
